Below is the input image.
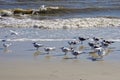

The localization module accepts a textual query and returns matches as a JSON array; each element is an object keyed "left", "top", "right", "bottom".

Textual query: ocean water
[
  {"left": 0, "top": 1, "right": 120, "bottom": 62},
  {"left": 0, "top": 0, "right": 120, "bottom": 18},
  {"left": 0, "top": 0, "right": 120, "bottom": 28},
  {"left": 0, "top": 27, "right": 120, "bottom": 62}
]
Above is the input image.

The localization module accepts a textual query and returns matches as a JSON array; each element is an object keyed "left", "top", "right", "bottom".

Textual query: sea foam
[{"left": 0, "top": 17, "right": 120, "bottom": 29}]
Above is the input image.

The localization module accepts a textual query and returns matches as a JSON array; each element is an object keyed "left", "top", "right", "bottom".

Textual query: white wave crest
[
  {"left": 0, "top": 38, "right": 75, "bottom": 42},
  {"left": 0, "top": 17, "right": 120, "bottom": 29},
  {"left": 1, "top": 38, "right": 120, "bottom": 42}
]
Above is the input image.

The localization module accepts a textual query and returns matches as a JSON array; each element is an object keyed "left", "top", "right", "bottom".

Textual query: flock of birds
[{"left": 1, "top": 30, "right": 115, "bottom": 61}]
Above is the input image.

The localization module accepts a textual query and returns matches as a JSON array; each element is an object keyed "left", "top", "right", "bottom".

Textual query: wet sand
[{"left": 0, "top": 59, "right": 120, "bottom": 80}]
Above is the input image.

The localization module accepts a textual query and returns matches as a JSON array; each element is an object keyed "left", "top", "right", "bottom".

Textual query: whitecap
[{"left": 0, "top": 17, "right": 120, "bottom": 29}]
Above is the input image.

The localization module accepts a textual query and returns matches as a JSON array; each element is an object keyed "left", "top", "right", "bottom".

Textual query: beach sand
[{"left": 0, "top": 59, "right": 120, "bottom": 80}]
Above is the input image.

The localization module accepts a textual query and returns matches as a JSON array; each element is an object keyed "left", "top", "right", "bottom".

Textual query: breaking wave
[{"left": 0, "top": 16, "right": 120, "bottom": 29}]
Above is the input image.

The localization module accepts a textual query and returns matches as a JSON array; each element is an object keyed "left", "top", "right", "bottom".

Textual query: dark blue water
[{"left": 0, "top": 0, "right": 120, "bottom": 18}]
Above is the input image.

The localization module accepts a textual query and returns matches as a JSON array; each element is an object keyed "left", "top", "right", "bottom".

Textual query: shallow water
[{"left": 0, "top": 27, "right": 120, "bottom": 62}]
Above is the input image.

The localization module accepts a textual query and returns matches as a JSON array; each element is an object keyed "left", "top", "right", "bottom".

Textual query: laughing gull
[
  {"left": 3, "top": 42, "right": 12, "bottom": 48},
  {"left": 71, "top": 50, "right": 83, "bottom": 59},
  {"left": 88, "top": 42, "right": 100, "bottom": 50},
  {"left": 94, "top": 47, "right": 106, "bottom": 58},
  {"left": 78, "top": 37, "right": 88, "bottom": 44},
  {"left": 102, "top": 40, "right": 114, "bottom": 44},
  {"left": 60, "top": 47, "right": 72, "bottom": 55},
  {"left": 44, "top": 47, "right": 56, "bottom": 54},
  {"left": 33, "top": 42, "right": 44, "bottom": 50}
]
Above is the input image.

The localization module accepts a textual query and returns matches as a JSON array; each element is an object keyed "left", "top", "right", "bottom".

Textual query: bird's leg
[
  {"left": 47, "top": 51, "right": 49, "bottom": 54},
  {"left": 64, "top": 52, "right": 67, "bottom": 55},
  {"left": 74, "top": 56, "right": 77, "bottom": 59}
]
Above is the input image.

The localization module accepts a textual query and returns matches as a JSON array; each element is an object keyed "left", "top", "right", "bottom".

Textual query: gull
[
  {"left": 71, "top": 50, "right": 83, "bottom": 59},
  {"left": 92, "top": 37, "right": 103, "bottom": 43},
  {"left": 78, "top": 37, "right": 88, "bottom": 44},
  {"left": 44, "top": 47, "right": 55, "bottom": 54},
  {"left": 60, "top": 47, "right": 72, "bottom": 55},
  {"left": 3, "top": 42, "right": 12, "bottom": 48},
  {"left": 9, "top": 30, "right": 18, "bottom": 36},
  {"left": 68, "top": 40, "right": 78, "bottom": 48},
  {"left": 0, "top": 15, "right": 3, "bottom": 19},
  {"left": 101, "top": 41, "right": 109, "bottom": 49},
  {"left": 102, "top": 40, "right": 114, "bottom": 44},
  {"left": 94, "top": 47, "right": 106, "bottom": 59},
  {"left": 39, "top": 5, "right": 47, "bottom": 11},
  {"left": 100, "top": 40, "right": 114, "bottom": 49},
  {"left": 33, "top": 42, "right": 44, "bottom": 50},
  {"left": 88, "top": 42, "right": 100, "bottom": 50}
]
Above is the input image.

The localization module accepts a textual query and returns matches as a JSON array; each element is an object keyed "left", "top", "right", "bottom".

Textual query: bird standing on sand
[
  {"left": 88, "top": 42, "right": 100, "bottom": 50},
  {"left": 33, "top": 42, "right": 44, "bottom": 50},
  {"left": 102, "top": 40, "right": 114, "bottom": 44},
  {"left": 78, "top": 37, "right": 88, "bottom": 44},
  {"left": 44, "top": 47, "right": 55, "bottom": 54},
  {"left": 92, "top": 37, "right": 100, "bottom": 43},
  {"left": 60, "top": 47, "right": 72, "bottom": 55},
  {"left": 3, "top": 42, "right": 12, "bottom": 48},
  {"left": 94, "top": 47, "right": 106, "bottom": 59},
  {"left": 68, "top": 40, "right": 78, "bottom": 48},
  {"left": 71, "top": 50, "right": 83, "bottom": 59}
]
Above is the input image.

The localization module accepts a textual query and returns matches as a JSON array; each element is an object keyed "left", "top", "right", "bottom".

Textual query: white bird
[
  {"left": 92, "top": 37, "right": 100, "bottom": 43},
  {"left": 68, "top": 40, "right": 78, "bottom": 47},
  {"left": 60, "top": 47, "right": 72, "bottom": 55},
  {"left": 33, "top": 42, "right": 44, "bottom": 50},
  {"left": 0, "top": 15, "right": 3, "bottom": 19},
  {"left": 95, "top": 47, "right": 106, "bottom": 58},
  {"left": 71, "top": 50, "right": 83, "bottom": 59},
  {"left": 39, "top": 5, "right": 47, "bottom": 11},
  {"left": 3, "top": 42, "right": 11, "bottom": 48},
  {"left": 9, "top": 30, "right": 18, "bottom": 36},
  {"left": 44, "top": 47, "right": 55, "bottom": 54},
  {"left": 78, "top": 37, "right": 88, "bottom": 44}
]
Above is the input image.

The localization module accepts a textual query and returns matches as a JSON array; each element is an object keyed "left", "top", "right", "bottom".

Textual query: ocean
[
  {"left": 0, "top": 0, "right": 120, "bottom": 62},
  {"left": 0, "top": 0, "right": 120, "bottom": 18}
]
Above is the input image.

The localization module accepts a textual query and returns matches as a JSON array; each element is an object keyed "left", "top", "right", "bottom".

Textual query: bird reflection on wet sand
[
  {"left": 88, "top": 48, "right": 113, "bottom": 61},
  {"left": 45, "top": 55, "right": 51, "bottom": 60},
  {"left": 79, "top": 45, "right": 86, "bottom": 51},
  {"left": 3, "top": 48, "right": 12, "bottom": 53},
  {"left": 33, "top": 50, "right": 41, "bottom": 57}
]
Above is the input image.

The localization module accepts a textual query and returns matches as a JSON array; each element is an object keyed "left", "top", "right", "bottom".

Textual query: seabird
[
  {"left": 71, "top": 50, "right": 83, "bottom": 59},
  {"left": 44, "top": 47, "right": 55, "bottom": 54},
  {"left": 39, "top": 5, "right": 47, "bottom": 11},
  {"left": 60, "top": 47, "right": 72, "bottom": 55},
  {"left": 78, "top": 37, "right": 88, "bottom": 44},
  {"left": 94, "top": 47, "right": 106, "bottom": 58},
  {"left": 3, "top": 42, "right": 11, "bottom": 48},
  {"left": 68, "top": 40, "right": 78, "bottom": 48},
  {"left": 92, "top": 37, "right": 103, "bottom": 43},
  {"left": 88, "top": 42, "right": 100, "bottom": 50},
  {"left": 103, "top": 40, "right": 114, "bottom": 44},
  {"left": 33, "top": 42, "right": 44, "bottom": 50},
  {"left": 9, "top": 30, "right": 18, "bottom": 36}
]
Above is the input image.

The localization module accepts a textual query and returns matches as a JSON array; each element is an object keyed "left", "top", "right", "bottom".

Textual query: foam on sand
[{"left": 0, "top": 17, "right": 120, "bottom": 29}]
